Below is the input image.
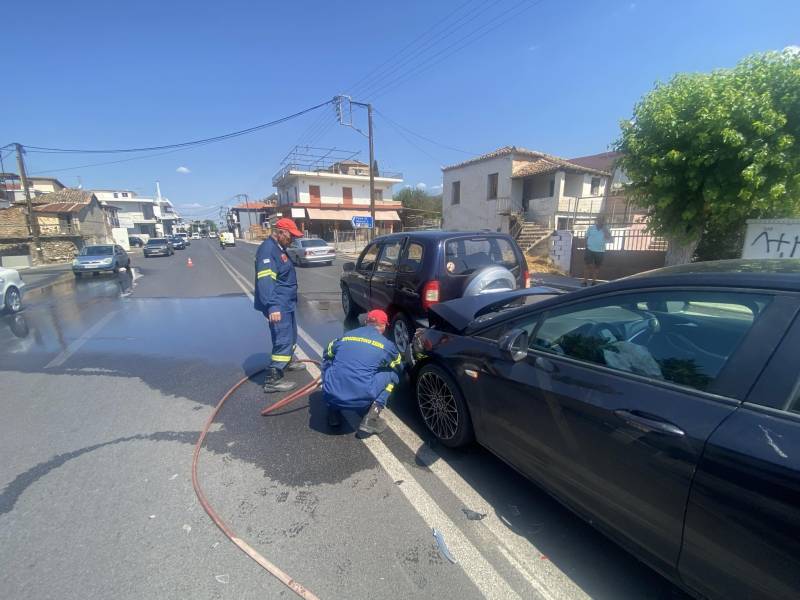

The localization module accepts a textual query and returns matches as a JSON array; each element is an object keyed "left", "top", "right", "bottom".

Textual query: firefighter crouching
[
  {"left": 322, "top": 309, "right": 403, "bottom": 434},
  {"left": 254, "top": 217, "right": 306, "bottom": 393}
]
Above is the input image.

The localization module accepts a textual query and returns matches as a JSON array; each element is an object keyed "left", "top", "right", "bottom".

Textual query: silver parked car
[
  {"left": 73, "top": 244, "right": 131, "bottom": 277},
  {"left": 0, "top": 267, "right": 25, "bottom": 313},
  {"left": 287, "top": 238, "right": 336, "bottom": 266}
]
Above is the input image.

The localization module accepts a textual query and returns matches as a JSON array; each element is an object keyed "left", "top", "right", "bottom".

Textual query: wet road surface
[{"left": 0, "top": 238, "right": 687, "bottom": 599}]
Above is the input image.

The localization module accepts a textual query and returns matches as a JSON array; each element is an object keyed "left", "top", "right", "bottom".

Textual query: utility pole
[
  {"left": 15, "top": 144, "right": 42, "bottom": 263},
  {"left": 335, "top": 95, "right": 377, "bottom": 241},
  {"left": 367, "top": 104, "right": 375, "bottom": 241}
]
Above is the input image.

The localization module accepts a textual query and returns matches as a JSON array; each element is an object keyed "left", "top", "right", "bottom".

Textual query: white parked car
[
  {"left": 0, "top": 267, "right": 25, "bottom": 313},
  {"left": 191, "top": 232, "right": 201, "bottom": 240},
  {"left": 208, "top": 231, "right": 218, "bottom": 239},
  {"left": 287, "top": 238, "right": 336, "bottom": 266}
]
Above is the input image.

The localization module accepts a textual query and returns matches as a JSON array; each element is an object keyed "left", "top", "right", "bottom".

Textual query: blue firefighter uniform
[
  {"left": 322, "top": 325, "right": 403, "bottom": 410},
  {"left": 254, "top": 236, "right": 298, "bottom": 371}
]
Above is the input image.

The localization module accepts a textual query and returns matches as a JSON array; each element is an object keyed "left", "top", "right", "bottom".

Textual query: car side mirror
[
  {"left": 343, "top": 262, "right": 355, "bottom": 272},
  {"left": 497, "top": 328, "right": 529, "bottom": 362}
]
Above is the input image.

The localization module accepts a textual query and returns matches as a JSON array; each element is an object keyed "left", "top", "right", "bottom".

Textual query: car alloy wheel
[
  {"left": 5, "top": 287, "right": 21, "bottom": 313},
  {"left": 417, "top": 369, "right": 460, "bottom": 442},
  {"left": 392, "top": 314, "right": 411, "bottom": 354}
]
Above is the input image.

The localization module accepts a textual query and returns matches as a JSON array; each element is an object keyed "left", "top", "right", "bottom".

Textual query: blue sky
[{"left": 2, "top": 0, "right": 798, "bottom": 220}]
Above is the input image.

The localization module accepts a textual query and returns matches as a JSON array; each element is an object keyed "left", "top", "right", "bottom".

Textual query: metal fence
[{"left": 572, "top": 225, "right": 667, "bottom": 252}]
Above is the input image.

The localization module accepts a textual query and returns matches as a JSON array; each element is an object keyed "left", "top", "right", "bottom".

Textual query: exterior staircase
[{"left": 514, "top": 219, "right": 553, "bottom": 253}]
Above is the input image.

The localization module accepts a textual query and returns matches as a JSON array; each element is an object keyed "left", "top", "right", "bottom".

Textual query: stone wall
[
  {"left": 40, "top": 238, "right": 80, "bottom": 263},
  {"left": 0, "top": 206, "right": 30, "bottom": 237}
]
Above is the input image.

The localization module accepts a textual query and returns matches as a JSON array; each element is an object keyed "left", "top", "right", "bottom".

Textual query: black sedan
[
  {"left": 143, "top": 238, "right": 174, "bottom": 257},
  {"left": 168, "top": 235, "right": 186, "bottom": 250},
  {"left": 411, "top": 259, "right": 800, "bottom": 600}
]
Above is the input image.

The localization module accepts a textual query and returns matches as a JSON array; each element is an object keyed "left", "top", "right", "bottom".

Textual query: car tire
[
  {"left": 390, "top": 312, "right": 414, "bottom": 355},
  {"left": 4, "top": 286, "right": 22, "bottom": 313},
  {"left": 416, "top": 363, "right": 474, "bottom": 448},
  {"left": 341, "top": 285, "right": 359, "bottom": 319}
]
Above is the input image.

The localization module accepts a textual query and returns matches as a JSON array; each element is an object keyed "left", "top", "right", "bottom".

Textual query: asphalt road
[{"left": 0, "top": 238, "right": 686, "bottom": 600}]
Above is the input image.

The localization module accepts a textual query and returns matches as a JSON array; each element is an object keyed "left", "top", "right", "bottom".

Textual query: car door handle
[
  {"left": 384, "top": 280, "right": 395, "bottom": 287},
  {"left": 613, "top": 410, "right": 685, "bottom": 437},
  {"left": 534, "top": 356, "right": 556, "bottom": 373}
]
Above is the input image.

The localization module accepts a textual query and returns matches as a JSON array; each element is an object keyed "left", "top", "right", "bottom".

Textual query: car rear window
[
  {"left": 444, "top": 237, "right": 519, "bottom": 276},
  {"left": 147, "top": 238, "right": 167, "bottom": 245},
  {"left": 302, "top": 239, "right": 328, "bottom": 247},
  {"left": 82, "top": 246, "right": 113, "bottom": 255}
]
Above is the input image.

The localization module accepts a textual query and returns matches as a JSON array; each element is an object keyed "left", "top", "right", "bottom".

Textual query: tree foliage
[
  {"left": 394, "top": 187, "right": 442, "bottom": 228},
  {"left": 616, "top": 49, "right": 800, "bottom": 260}
]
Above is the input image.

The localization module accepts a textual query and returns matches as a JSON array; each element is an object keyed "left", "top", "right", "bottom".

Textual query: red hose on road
[{"left": 191, "top": 361, "right": 322, "bottom": 600}]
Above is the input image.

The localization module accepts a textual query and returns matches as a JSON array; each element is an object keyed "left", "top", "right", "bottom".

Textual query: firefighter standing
[
  {"left": 254, "top": 218, "right": 306, "bottom": 393},
  {"left": 322, "top": 309, "right": 403, "bottom": 434}
]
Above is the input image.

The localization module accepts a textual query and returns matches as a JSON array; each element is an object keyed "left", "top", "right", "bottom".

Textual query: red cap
[
  {"left": 274, "top": 217, "right": 303, "bottom": 237},
  {"left": 366, "top": 309, "right": 389, "bottom": 326}
]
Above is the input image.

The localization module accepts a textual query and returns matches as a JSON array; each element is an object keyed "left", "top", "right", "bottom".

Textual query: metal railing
[
  {"left": 573, "top": 225, "right": 667, "bottom": 252},
  {"left": 273, "top": 163, "right": 403, "bottom": 185},
  {"left": 495, "top": 197, "right": 523, "bottom": 215}
]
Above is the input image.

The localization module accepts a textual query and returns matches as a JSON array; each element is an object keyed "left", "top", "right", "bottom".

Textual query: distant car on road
[
  {"left": 340, "top": 230, "right": 528, "bottom": 353},
  {"left": 208, "top": 231, "right": 218, "bottom": 239},
  {"left": 73, "top": 244, "right": 131, "bottom": 277},
  {"left": 411, "top": 259, "right": 800, "bottom": 600},
  {"left": 191, "top": 232, "right": 200, "bottom": 240},
  {"left": 219, "top": 232, "right": 235, "bottom": 248},
  {"left": 0, "top": 267, "right": 25, "bottom": 313},
  {"left": 168, "top": 235, "right": 186, "bottom": 250},
  {"left": 175, "top": 232, "right": 190, "bottom": 246},
  {"left": 143, "top": 238, "right": 174, "bottom": 257},
  {"left": 128, "top": 236, "right": 145, "bottom": 248},
  {"left": 287, "top": 238, "right": 335, "bottom": 267}
]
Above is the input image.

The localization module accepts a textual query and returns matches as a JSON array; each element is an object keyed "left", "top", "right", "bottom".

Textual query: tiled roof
[
  {"left": 568, "top": 151, "right": 622, "bottom": 173},
  {"left": 232, "top": 201, "right": 275, "bottom": 210},
  {"left": 32, "top": 189, "right": 96, "bottom": 213},
  {"left": 442, "top": 146, "right": 610, "bottom": 176}
]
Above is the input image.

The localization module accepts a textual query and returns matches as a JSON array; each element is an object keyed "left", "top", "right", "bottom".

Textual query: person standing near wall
[{"left": 583, "top": 214, "right": 613, "bottom": 287}]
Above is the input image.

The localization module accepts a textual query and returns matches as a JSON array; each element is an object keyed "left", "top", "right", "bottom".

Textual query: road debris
[
  {"left": 432, "top": 528, "right": 457, "bottom": 564},
  {"left": 394, "top": 480, "right": 404, "bottom": 485},
  {"left": 214, "top": 574, "right": 230, "bottom": 584},
  {"left": 462, "top": 508, "right": 487, "bottom": 521},
  {"left": 169, "top": 473, "right": 178, "bottom": 480},
  {"left": 149, "top": 514, "right": 156, "bottom": 519},
  {"left": 182, "top": 524, "right": 192, "bottom": 533}
]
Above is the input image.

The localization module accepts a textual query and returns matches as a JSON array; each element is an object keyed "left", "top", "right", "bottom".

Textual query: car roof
[{"left": 374, "top": 230, "right": 512, "bottom": 243}]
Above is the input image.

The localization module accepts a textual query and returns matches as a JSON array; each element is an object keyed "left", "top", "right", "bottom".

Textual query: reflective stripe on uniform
[
  {"left": 340, "top": 336, "right": 385, "bottom": 349},
  {"left": 326, "top": 340, "right": 335, "bottom": 359},
  {"left": 257, "top": 269, "right": 277, "bottom": 279},
  {"left": 385, "top": 383, "right": 395, "bottom": 393},
  {"left": 271, "top": 354, "right": 292, "bottom": 362},
  {"left": 389, "top": 353, "right": 402, "bottom": 369}
]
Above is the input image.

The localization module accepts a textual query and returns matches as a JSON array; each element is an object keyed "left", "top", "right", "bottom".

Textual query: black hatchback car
[
  {"left": 340, "top": 231, "right": 529, "bottom": 352},
  {"left": 411, "top": 259, "right": 800, "bottom": 600}
]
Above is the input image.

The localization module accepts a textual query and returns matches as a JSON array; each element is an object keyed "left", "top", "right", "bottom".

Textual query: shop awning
[{"left": 306, "top": 208, "right": 400, "bottom": 222}]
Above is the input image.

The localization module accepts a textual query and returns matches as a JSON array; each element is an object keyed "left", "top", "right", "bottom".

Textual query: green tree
[
  {"left": 394, "top": 187, "right": 442, "bottom": 228},
  {"left": 616, "top": 49, "right": 800, "bottom": 264},
  {"left": 203, "top": 219, "right": 218, "bottom": 232}
]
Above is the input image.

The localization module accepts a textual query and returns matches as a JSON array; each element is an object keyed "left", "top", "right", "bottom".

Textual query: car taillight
[
  {"left": 522, "top": 269, "right": 531, "bottom": 288},
  {"left": 422, "top": 280, "right": 440, "bottom": 311}
]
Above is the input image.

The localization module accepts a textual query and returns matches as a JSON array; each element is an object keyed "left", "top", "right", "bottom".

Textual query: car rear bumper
[
  {"left": 300, "top": 253, "right": 336, "bottom": 263},
  {"left": 144, "top": 249, "right": 170, "bottom": 256},
  {"left": 73, "top": 264, "right": 115, "bottom": 272}
]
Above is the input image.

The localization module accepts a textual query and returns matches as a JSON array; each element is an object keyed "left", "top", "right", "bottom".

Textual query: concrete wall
[
  {"left": 442, "top": 155, "right": 512, "bottom": 232},
  {"left": 278, "top": 176, "right": 396, "bottom": 205},
  {"left": 77, "top": 199, "right": 113, "bottom": 243}
]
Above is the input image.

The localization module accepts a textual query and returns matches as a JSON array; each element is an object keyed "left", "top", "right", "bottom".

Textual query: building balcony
[{"left": 557, "top": 195, "right": 604, "bottom": 214}]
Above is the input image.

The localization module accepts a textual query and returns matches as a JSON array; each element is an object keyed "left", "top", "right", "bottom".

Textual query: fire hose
[{"left": 191, "top": 359, "right": 322, "bottom": 599}]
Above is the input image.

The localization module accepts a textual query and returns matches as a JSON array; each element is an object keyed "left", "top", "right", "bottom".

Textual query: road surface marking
[
  {"left": 290, "top": 338, "right": 523, "bottom": 600},
  {"left": 211, "top": 247, "right": 254, "bottom": 301},
  {"left": 380, "top": 409, "right": 581, "bottom": 600},
  {"left": 45, "top": 310, "right": 119, "bottom": 368}
]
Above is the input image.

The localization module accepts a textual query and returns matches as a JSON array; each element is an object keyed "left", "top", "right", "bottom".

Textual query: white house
[
  {"left": 273, "top": 156, "right": 403, "bottom": 240},
  {"left": 442, "top": 147, "right": 631, "bottom": 234}
]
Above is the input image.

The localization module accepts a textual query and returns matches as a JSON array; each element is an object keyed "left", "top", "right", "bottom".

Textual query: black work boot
[
  {"left": 327, "top": 406, "right": 342, "bottom": 428},
  {"left": 358, "top": 402, "right": 387, "bottom": 436},
  {"left": 285, "top": 359, "right": 307, "bottom": 372},
  {"left": 263, "top": 368, "right": 297, "bottom": 393}
]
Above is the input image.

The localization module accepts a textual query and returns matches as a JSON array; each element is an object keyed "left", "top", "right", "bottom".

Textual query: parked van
[{"left": 219, "top": 232, "right": 235, "bottom": 248}]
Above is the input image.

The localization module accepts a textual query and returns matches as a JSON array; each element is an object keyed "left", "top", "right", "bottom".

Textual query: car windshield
[
  {"left": 81, "top": 246, "right": 113, "bottom": 256},
  {"left": 147, "top": 239, "right": 167, "bottom": 245},
  {"left": 444, "top": 237, "right": 519, "bottom": 275},
  {"left": 301, "top": 239, "right": 328, "bottom": 248}
]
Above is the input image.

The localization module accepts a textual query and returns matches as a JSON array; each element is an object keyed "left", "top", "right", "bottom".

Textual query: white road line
[
  {"left": 290, "top": 337, "right": 522, "bottom": 600},
  {"left": 216, "top": 248, "right": 563, "bottom": 599},
  {"left": 212, "top": 247, "right": 254, "bottom": 301},
  {"left": 45, "top": 310, "right": 119, "bottom": 369}
]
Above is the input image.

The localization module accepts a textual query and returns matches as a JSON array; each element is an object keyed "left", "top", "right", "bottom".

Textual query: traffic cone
[{"left": 187, "top": 257, "right": 193, "bottom": 268}]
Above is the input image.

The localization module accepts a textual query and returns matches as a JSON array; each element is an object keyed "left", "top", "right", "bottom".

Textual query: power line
[
  {"left": 374, "top": 114, "right": 443, "bottom": 163},
  {"left": 9, "top": 100, "right": 333, "bottom": 155},
  {"left": 375, "top": 109, "right": 476, "bottom": 156},
  {"left": 365, "top": 0, "right": 544, "bottom": 102}
]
